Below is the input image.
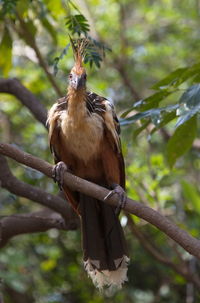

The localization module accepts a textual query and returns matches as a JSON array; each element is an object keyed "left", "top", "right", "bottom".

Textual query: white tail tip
[{"left": 84, "top": 255, "right": 129, "bottom": 292}]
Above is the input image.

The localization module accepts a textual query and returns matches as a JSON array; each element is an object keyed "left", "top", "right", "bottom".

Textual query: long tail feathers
[{"left": 79, "top": 194, "right": 129, "bottom": 291}]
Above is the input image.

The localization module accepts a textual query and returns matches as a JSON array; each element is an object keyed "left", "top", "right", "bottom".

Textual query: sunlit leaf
[
  {"left": 43, "top": 0, "right": 63, "bottom": 18},
  {"left": 120, "top": 104, "right": 178, "bottom": 126},
  {"left": 125, "top": 90, "right": 172, "bottom": 114},
  {"left": 65, "top": 14, "right": 90, "bottom": 36},
  {"left": 175, "top": 64, "right": 200, "bottom": 87},
  {"left": 41, "top": 259, "right": 57, "bottom": 271},
  {"left": 166, "top": 115, "right": 197, "bottom": 168},
  {"left": 152, "top": 64, "right": 200, "bottom": 90},
  {"left": 0, "top": 27, "right": 12, "bottom": 76},
  {"left": 152, "top": 68, "right": 188, "bottom": 90},
  {"left": 176, "top": 84, "right": 200, "bottom": 127},
  {"left": 181, "top": 180, "right": 200, "bottom": 214},
  {"left": 150, "top": 111, "right": 177, "bottom": 135},
  {"left": 16, "top": 0, "right": 30, "bottom": 16}
]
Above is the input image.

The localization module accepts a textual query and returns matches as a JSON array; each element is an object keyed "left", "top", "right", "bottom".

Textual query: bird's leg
[
  {"left": 104, "top": 183, "right": 127, "bottom": 215},
  {"left": 52, "top": 161, "right": 69, "bottom": 190}
]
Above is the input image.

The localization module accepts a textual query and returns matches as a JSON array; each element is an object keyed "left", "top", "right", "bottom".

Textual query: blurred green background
[{"left": 1, "top": 0, "right": 200, "bottom": 302}]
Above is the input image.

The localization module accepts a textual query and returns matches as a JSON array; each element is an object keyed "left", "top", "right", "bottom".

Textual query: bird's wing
[
  {"left": 47, "top": 96, "right": 80, "bottom": 214},
  {"left": 86, "top": 92, "right": 125, "bottom": 189},
  {"left": 47, "top": 96, "right": 67, "bottom": 163}
]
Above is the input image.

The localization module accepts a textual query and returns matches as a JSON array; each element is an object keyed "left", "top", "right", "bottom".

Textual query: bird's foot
[
  {"left": 104, "top": 184, "right": 127, "bottom": 215},
  {"left": 52, "top": 161, "right": 68, "bottom": 190}
]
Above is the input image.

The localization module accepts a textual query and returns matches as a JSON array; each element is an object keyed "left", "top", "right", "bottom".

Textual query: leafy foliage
[
  {"left": 65, "top": 14, "right": 90, "bottom": 36},
  {"left": 121, "top": 76, "right": 200, "bottom": 166},
  {"left": 84, "top": 37, "right": 111, "bottom": 68},
  {"left": 0, "top": 0, "right": 18, "bottom": 17},
  {"left": 166, "top": 116, "right": 197, "bottom": 167},
  {"left": 53, "top": 2, "right": 111, "bottom": 72},
  {"left": 176, "top": 84, "right": 200, "bottom": 127}
]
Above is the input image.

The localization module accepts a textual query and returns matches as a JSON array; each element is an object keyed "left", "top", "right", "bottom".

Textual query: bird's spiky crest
[{"left": 69, "top": 36, "right": 89, "bottom": 68}]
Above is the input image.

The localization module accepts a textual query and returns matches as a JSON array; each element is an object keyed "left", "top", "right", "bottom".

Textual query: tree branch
[
  {"left": 112, "top": 58, "right": 141, "bottom": 100},
  {"left": 0, "top": 78, "right": 47, "bottom": 127},
  {"left": 127, "top": 215, "right": 200, "bottom": 289},
  {"left": 0, "top": 155, "right": 71, "bottom": 219},
  {"left": 0, "top": 155, "right": 79, "bottom": 246},
  {"left": 0, "top": 209, "right": 76, "bottom": 248},
  {"left": 1, "top": 143, "right": 200, "bottom": 259},
  {"left": 13, "top": 14, "right": 63, "bottom": 97}
]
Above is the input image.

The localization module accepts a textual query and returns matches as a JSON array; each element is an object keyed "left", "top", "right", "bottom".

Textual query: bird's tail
[{"left": 79, "top": 194, "right": 129, "bottom": 291}]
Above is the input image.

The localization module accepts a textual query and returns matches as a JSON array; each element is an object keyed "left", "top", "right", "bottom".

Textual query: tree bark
[{"left": 1, "top": 142, "right": 200, "bottom": 260}]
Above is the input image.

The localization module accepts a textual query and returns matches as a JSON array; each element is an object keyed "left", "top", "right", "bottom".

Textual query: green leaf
[
  {"left": 181, "top": 180, "right": 200, "bottom": 214},
  {"left": 192, "top": 73, "right": 200, "bottom": 83},
  {"left": 166, "top": 115, "right": 197, "bottom": 168},
  {"left": 120, "top": 104, "right": 178, "bottom": 126},
  {"left": 16, "top": 0, "right": 30, "bottom": 16},
  {"left": 120, "top": 106, "right": 138, "bottom": 118},
  {"left": 43, "top": 0, "right": 63, "bottom": 19},
  {"left": 65, "top": 14, "right": 90, "bottom": 36},
  {"left": 120, "top": 111, "right": 153, "bottom": 126},
  {"left": 84, "top": 45, "right": 103, "bottom": 68},
  {"left": 0, "top": 27, "right": 12, "bottom": 76},
  {"left": 41, "top": 259, "right": 57, "bottom": 271},
  {"left": 0, "top": 0, "right": 18, "bottom": 17},
  {"left": 179, "top": 84, "right": 200, "bottom": 107},
  {"left": 176, "top": 84, "right": 200, "bottom": 127},
  {"left": 135, "top": 90, "right": 172, "bottom": 112},
  {"left": 152, "top": 64, "right": 200, "bottom": 90},
  {"left": 133, "top": 120, "right": 150, "bottom": 138},
  {"left": 175, "top": 64, "right": 200, "bottom": 87},
  {"left": 150, "top": 111, "right": 177, "bottom": 135},
  {"left": 152, "top": 68, "right": 188, "bottom": 90}
]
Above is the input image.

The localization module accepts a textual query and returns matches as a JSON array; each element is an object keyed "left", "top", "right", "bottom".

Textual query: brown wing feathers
[{"left": 47, "top": 92, "right": 124, "bottom": 188}]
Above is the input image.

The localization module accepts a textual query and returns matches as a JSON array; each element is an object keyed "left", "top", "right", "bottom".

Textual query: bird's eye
[{"left": 69, "top": 74, "right": 73, "bottom": 79}]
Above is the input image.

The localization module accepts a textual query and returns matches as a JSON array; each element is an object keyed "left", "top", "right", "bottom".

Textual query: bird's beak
[{"left": 70, "top": 74, "right": 86, "bottom": 90}]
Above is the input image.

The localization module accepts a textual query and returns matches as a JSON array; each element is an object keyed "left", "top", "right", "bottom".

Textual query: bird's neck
[{"left": 67, "top": 86, "right": 87, "bottom": 120}]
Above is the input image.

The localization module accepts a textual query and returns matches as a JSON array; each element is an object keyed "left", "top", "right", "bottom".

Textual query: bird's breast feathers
[{"left": 60, "top": 109, "right": 104, "bottom": 164}]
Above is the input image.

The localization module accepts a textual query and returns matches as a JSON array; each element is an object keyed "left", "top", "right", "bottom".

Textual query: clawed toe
[
  {"left": 104, "top": 184, "right": 127, "bottom": 215},
  {"left": 52, "top": 161, "right": 68, "bottom": 189}
]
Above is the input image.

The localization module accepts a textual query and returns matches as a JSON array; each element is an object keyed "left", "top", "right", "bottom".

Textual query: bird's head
[
  {"left": 69, "top": 64, "right": 87, "bottom": 90},
  {"left": 68, "top": 38, "right": 88, "bottom": 91}
]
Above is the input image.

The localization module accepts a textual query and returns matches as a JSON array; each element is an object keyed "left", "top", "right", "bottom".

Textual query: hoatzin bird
[{"left": 47, "top": 39, "right": 129, "bottom": 290}]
